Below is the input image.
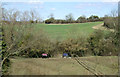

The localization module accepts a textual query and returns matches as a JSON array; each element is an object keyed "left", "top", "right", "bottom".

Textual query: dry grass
[
  {"left": 92, "top": 23, "right": 114, "bottom": 32},
  {"left": 8, "top": 56, "right": 118, "bottom": 75}
]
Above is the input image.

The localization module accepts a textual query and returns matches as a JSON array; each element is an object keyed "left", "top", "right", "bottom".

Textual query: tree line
[{"left": 45, "top": 13, "right": 103, "bottom": 24}]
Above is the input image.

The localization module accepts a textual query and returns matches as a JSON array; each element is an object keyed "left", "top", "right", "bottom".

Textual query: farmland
[
  {"left": 8, "top": 56, "right": 118, "bottom": 75},
  {"left": 1, "top": 2, "right": 119, "bottom": 76},
  {"left": 34, "top": 22, "right": 104, "bottom": 41},
  {"left": 3, "top": 21, "right": 119, "bottom": 75},
  {"left": 2, "top": 21, "right": 119, "bottom": 75}
]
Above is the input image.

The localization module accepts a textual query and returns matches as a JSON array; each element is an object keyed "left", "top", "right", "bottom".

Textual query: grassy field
[
  {"left": 34, "top": 22, "right": 103, "bottom": 41},
  {"left": 8, "top": 56, "right": 118, "bottom": 75},
  {"left": 4, "top": 22, "right": 118, "bottom": 75}
]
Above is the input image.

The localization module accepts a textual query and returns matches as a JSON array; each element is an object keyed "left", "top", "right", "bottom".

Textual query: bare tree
[
  {"left": 65, "top": 13, "right": 74, "bottom": 23},
  {"left": 1, "top": 9, "right": 44, "bottom": 66},
  {"left": 30, "top": 9, "right": 39, "bottom": 21},
  {"left": 104, "top": 9, "right": 118, "bottom": 30},
  {"left": 110, "top": 9, "right": 118, "bottom": 17}
]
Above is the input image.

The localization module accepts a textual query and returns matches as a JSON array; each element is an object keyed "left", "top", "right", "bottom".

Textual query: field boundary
[{"left": 92, "top": 23, "right": 114, "bottom": 32}]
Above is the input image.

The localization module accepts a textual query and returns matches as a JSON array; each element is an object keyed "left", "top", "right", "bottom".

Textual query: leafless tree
[
  {"left": 65, "top": 13, "right": 74, "bottom": 23},
  {"left": 1, "top": 8, "right": 45, "bottom": 66},
  {"left": 110, "top": 9, "right": 118, "bottom": 17}
]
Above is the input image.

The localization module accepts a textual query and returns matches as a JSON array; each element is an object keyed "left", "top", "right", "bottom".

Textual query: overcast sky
[{"left": 2, "top": 0, "right": 118, "bottom": 20}]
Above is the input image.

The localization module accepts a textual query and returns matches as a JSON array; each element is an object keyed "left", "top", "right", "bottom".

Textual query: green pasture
[{"left": 34, "top": 22, "right": 103, "bottom": 41}]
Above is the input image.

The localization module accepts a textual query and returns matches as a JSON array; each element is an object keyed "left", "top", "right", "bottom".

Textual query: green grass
[
  {"left": 34, "top": 22, "right": 103, "bottom": 41},
  {"left": 8, "top": 56, "right": 118, "bottom": 75}
]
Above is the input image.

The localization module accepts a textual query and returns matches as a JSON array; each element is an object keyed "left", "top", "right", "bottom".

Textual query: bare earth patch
[{"left": 92, "top": 23, "right": 114, "bottom": 32}]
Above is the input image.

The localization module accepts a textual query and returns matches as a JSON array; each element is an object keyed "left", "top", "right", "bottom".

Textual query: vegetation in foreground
[{"left": 8, "top": 56, "right": 118, "bottom": 75}]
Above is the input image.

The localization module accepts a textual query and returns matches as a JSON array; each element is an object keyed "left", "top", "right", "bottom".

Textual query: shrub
[
  {"left": 2, "top": 58, "right": 10, "bottom": 75},
  {"left": 87, "top": 30, "right": 118, "bottom": 56},
  {"left": 57, "top": 37, "right": 87, "bottom": 57},
  {"left": 104, "top": 17, "right": 118, "bottom": 29}
]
